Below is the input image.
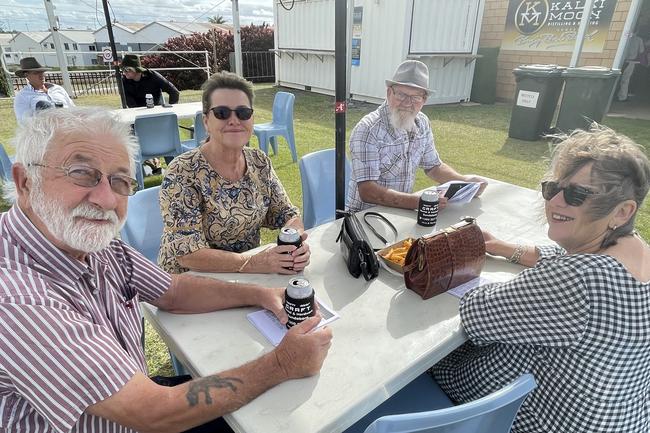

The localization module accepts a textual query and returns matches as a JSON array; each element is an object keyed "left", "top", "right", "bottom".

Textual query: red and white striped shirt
[{"left": 0, "top": 205, "right": 171, "bottom": 432}]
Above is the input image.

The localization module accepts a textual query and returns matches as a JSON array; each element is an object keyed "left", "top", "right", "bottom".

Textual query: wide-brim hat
[
  {"left": 121, "top": 54, "right": 146, "bottom": 73},
  {"left": 15, "top": 57, "right": 51, "bottom": 78},
  {"left": 385, "top": 60, "right": 433, "bottom": 95}
]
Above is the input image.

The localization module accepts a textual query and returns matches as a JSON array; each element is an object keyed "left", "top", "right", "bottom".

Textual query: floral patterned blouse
[{"left": 158, "top": 147, "right": 299, "bottom": 274}]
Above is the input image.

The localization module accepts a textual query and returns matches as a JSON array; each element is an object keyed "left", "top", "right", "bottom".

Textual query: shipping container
[{"left": 272, "top": 0, "right": 485, "bottom": 105}]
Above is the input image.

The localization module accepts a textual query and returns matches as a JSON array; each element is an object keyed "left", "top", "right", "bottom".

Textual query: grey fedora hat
[
  {"left": 385, "top": 60, "right": 433, "bottom": 95},
  {"left": 15, "top": 57, "right": 51, "bottom": 78}
]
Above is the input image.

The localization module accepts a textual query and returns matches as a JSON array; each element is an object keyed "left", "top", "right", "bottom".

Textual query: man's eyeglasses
[
  {"left": 390, "top": 87, "right": 426, "bottom": 104},
  {"left": 29, "top": 163, "right": 139, "bottom": 196},
  {"left": 209, "top": 106, "right": 254, "bottom": 121},
  {"left": 122, "top": 67, "right": 136, "bottom": 74},
  {"left": 541, "top": 181, "right": 599, "bottom": 207}
]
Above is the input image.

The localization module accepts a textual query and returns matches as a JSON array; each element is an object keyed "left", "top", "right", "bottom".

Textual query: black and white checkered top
[{"left": 432, "top": 245, "right": 650, "bottom": 433}]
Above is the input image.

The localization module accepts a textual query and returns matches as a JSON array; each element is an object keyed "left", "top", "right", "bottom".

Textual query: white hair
[{"left": 5, "top": 106, "right": 140, "bottom": 202}]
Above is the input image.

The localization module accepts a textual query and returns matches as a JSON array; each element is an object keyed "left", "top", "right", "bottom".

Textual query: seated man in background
[
  {"left": 13, "top": 57, "right": 75, "bottom": 124},
  {"left": 0, "top": 107, "right": 332, "bottom": 433},
  {"left": 347, "top": 60, "right": 487, "bottom": 212},
  {"left": 121, "top": 53, "right": 180, "bottom": 108}
]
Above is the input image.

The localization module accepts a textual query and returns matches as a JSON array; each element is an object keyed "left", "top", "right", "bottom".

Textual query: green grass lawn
[{"left": 1, "top": 87, "right": 648, "bottom": 376}]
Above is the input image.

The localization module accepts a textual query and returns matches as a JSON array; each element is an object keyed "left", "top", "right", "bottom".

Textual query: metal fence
[
  {"left": 13, "top": 70, "right": 118, "bottom": 96},
  {"left": 241, "top": 51, "right": 275, "bottom": 82},
  {"left": 11, "top": 51, "right": 275, "bottom": 95}
]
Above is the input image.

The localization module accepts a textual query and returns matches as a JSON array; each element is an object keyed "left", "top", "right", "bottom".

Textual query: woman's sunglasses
[
  {"left": 209, "top": 106, "right": 254, "bottom": 121},
  {"left": 541, "top": 181, "right": 599, "bottom": 207}
]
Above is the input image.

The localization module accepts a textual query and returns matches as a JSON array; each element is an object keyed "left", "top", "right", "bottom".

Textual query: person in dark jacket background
[{"left": 121, "top": 54, "right": 180, "bottom": 108}]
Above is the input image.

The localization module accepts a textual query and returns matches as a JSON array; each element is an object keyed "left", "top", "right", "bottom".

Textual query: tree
[
  {"left": 142, "top": 24, "right": 274, "bottom": 90},
  {"left": 208, "top": 15, "right": 227, "bottom": 24}
]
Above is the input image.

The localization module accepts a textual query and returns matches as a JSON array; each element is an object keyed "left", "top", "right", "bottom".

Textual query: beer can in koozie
[
  {"left": 284, "top": 277, "right": 315, "bottom": 329},
  {"left": 417, "top": 189, "right": 439, "bottom": 227},
  {"left": 277, "top": 227, "right": 303, "bottom": 270}
]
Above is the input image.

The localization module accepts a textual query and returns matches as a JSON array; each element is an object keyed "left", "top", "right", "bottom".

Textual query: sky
[{"left": 0, "top": 0, "right": 274, "bottom": 32}]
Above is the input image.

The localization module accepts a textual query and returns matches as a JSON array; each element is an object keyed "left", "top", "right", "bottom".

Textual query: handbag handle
[{"left": 363, "top": 212, "right": 398, "bottom": 246}]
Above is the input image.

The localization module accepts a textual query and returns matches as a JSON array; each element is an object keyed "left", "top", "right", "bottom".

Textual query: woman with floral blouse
[{"left": 158, "top": 72, "right": 310, "bottom": 275}]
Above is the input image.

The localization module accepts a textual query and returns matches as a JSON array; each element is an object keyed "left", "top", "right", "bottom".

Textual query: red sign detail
[{"left": 335, "top": 101, "right": 346, "bottom": 113}]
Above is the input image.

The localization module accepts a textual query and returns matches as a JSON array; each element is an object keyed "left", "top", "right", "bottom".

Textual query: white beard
[
  {"left": 30, "top": 184, "right": 124, "bottom": 254},
  {"left": 389, "top": 108, "right": 418, "bottom": 132}
]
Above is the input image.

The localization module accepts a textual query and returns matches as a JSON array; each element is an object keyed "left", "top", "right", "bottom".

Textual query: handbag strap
[{"left": 362, "top": 212, "right": 398, "bottom": 246}]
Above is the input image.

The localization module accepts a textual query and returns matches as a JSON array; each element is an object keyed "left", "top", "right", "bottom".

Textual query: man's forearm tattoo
[{"left": 186, "top": 375, "right": 244, "bottom": 406}]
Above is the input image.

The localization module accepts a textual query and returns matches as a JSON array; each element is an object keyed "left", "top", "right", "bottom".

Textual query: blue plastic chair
[
  {"left": 120, "top": 186, "right": 164, "bottom": 264},
  {"left": 133, "top": 112, "right": 185, "bottom": 189},
  {"left": 120, "top": 185, "right": 190, "bottom": 376},
  {"left": 253, "top": 91, "right": 297, "bottom": 162},
  {"left": 181, "top": 111, "right": 207, "bottom": 151},
  {"left": 299, "top": 148, "right": 351, "bottom": 230},
  {"left": 0, "top": 144, "right": 15, "bottom": 182},
  {"left": 345, "top": 373, "right": 537, "bottom": 433}
]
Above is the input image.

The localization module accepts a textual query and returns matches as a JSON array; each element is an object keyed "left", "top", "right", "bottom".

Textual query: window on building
[
  {"left": 4, "top": 54, "right": 10, "bottom": 59},
  {"left": 50, "top": 43, "right": 54, "bottom": 49},
  {"left": 73, "top": 43, "right": 78, "bottom": 50},
  {"left": 89, "top": 45, "right": 96, "bottom": 51},
  {"left": 64, "top": 43, "right": 69, "bottom": 50},
  {"left": 91, "top": 59, "right": 98, "bottom": 65}
]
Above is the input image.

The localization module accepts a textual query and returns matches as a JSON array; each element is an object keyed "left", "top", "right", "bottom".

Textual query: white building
[
  {"left": 137, "top": 22, "right": 232, "bottom": 50},
  {"left": 274, "top": 0, "right": 485, "bottom": 105},
  {"left": 40, "top": 30, "right": 98, "bottom": 67},
  {"left": 5, "top": 32, "right": 50, "bottom": 66},
  {"left": 94, "top": 21, "right": 231, "bottom": 53},
  {"left": 93, "top": 23, "right": 147, "bottom": 53}
]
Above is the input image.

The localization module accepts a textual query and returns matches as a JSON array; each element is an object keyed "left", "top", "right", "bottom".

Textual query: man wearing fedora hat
[
  {"left": 13, "top": 57, "right": 75, "bottom": 124},
  {"left": 121, "top": 54, "right": 179, "bottom": 108},
  {"left": 347, "top": 60, "right": 487, "bottom": 212}
]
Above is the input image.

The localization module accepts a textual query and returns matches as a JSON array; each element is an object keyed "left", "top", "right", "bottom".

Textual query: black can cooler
[
  {"left": 417, "top": 189, "right": 439, "bottom": 227},
  {"left": 277, "top": 227, "right": 302, "bottom": 270},
  {"left": 284, "top": 277, "right": 315, "bottom": 329}
]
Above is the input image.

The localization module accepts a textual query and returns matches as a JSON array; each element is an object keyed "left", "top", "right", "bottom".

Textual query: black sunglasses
[
  {"left": 209, "top": 106, "right": 254, "bottom": 121},
  {"left": 541, "top": 181, "right": 599, "bottom": 207},
  {"left": 29, "top": 163, "right": 139, "bottom": 196}
]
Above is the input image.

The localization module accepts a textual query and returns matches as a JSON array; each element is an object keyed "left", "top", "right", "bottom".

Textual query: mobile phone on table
[{"left": 444, "top": 183, "right": 471, "bottom": 199}]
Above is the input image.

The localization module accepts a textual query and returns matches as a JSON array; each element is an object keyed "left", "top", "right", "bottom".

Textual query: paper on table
[
  {"left": 447, "top": 272, "right": 514, "bottom": 299},
  {"left": 436, "top": 181, "right": 481, "bottom": 205},
  {"left": 247, "top": 298, "right": 340, "bottom": 346}
]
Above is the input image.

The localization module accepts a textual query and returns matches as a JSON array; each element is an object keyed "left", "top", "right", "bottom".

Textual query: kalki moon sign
[{"left": 502, "top": 0, "right": 618, "bottom": 52}]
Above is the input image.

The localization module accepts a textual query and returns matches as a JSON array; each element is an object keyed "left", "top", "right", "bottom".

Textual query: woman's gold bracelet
[{"left": 507, "top": 244, "right": 526, "bottom": 264}]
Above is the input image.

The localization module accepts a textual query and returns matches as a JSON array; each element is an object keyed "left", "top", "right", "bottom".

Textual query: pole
[
  {"left": 569, "top": 0, "right": 595, "bottom": 67},
  {"left": 232, "top": 0, "right": 244, "bottom": 76},
  {"left": 345, "top": 0, "right": 353, "bottom": 102},
  {"left": 101, "top": 0, "right": 127, "bottom": 108},
  {"left": 335, "top": 0, "right": 347, "bottom": 214},
  {"left": 43, "top": 0, "right": 74, "bottom": 96}
]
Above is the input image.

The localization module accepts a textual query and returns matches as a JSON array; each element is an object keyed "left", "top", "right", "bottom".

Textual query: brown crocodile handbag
[{"left": 403, "top": 217, "right": 486, "bottom": 300}]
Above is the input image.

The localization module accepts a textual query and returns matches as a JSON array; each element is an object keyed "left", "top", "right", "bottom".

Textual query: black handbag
[{"left": 336, "top": 211, "right": 397, "bottom": 281}]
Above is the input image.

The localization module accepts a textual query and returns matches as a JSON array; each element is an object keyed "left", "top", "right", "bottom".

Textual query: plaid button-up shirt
[
  {"left": 0, "top": 205, "right": 171, "bottom": 433},
  {"left": 346, "top": 102, "right": 441, "bottom": 212},
  {"left": 433, "top": 245, "right": 650, "bottom": 433}
]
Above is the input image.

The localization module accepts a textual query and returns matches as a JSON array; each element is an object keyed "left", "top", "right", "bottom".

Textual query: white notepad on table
[{"left": 247, "top": 297, "right": 339, "bottom": 346}]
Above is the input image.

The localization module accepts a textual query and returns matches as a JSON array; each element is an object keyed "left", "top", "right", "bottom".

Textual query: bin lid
[
  {"left": 562, "top": 66, "right": 621, "bottom": 78},
  {"left": 513, "top": 64, "right": 566, "bottom": 77}
]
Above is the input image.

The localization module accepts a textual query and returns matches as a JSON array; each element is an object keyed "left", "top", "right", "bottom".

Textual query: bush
[
  {"left": 0, "top": 68, "right": 10, "bottom": 97},
  {"left": 142, "top": 24, "right": 274, "bottom": 90}
]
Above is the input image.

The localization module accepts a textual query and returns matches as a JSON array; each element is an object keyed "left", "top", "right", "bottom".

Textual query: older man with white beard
[
  {"left": 346, "top": 60, "right": 487, "bottom": 212},
  {"left": 0, "top": 107, "right": 332, "bottom": 433}
]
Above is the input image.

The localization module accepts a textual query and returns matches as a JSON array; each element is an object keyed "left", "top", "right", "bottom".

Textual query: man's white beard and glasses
[
  {"left": 30, "top": 176, "right": 124, "bottom": 253},
  {"left": 389, "top": 105, "right": 418, "bottom": 133}
]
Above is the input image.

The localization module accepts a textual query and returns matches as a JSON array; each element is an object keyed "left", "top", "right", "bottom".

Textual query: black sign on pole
[
  {"left": 102, "top": 0, "right": 127, "bottom": 108},
  {"left": 334, "top": 0, "right": 347, "bottom": 215}
]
